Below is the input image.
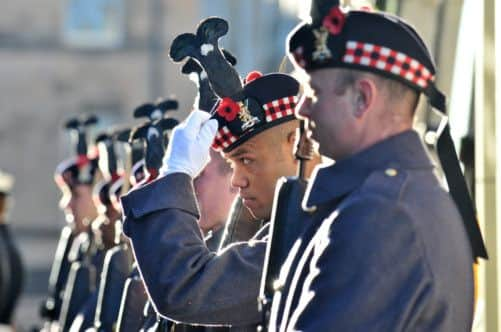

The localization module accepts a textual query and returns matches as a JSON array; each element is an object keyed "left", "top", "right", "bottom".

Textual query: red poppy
[
  {"left": 245, "top": 71, "right": 263, "bottom": 84},
  {"left": 111, "top": 172, "right": 121, "bottom": 182},
  {"left": 322, "top": 6, "right": 345, "bottom": 35},
  {"left": 76, "top": 154, "right": 89, "bottom": 167},
  {"left": 217, "top": 97, "right": 240, "bottom": 122}
]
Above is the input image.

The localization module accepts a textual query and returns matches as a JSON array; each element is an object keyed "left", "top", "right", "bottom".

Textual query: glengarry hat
[
  {"left": 170, "top": 17, "right": 300, "bottom": 152},
  {"left": 54, "top": 114, "right": 99, "bottom": 189}
]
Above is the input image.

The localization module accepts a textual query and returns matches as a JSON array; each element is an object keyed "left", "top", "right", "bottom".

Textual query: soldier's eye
[{"left": 241, "top": 158, "right": 252, "bottom": 165}]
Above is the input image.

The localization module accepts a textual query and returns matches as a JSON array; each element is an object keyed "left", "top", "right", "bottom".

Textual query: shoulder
[
  {"left": 328, "top": 192, "right": 414, "bottom": 246},
  {"left": 358, "top": 165, "right": 409, "bottom": 202},
  {"left": 322, "top": 170, "right": 424, "bottom": 265},
  {"left": 337, "top": 163, "right": 448, "bottom": 235},
  {"left": 320, "top": 164, "right": 458, "bottom": 278},
  {"left": 335, "top": 165, "right": 411, "bottom": 230}
]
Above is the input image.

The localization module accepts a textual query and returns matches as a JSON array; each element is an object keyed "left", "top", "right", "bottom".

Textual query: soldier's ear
[
  {"left": 287, "top": 129, "right": 296, "bottom": 145},
  {"left": 353, "top": 79, "right": 374, "bottom": 118}
]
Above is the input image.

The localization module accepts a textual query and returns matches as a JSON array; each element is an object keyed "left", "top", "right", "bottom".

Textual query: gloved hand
[{"left": 160, "top": 110, "right": 218, "bottom": 178}]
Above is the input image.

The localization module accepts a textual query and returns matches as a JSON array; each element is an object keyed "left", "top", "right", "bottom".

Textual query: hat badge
[
  {"left": 238, "top": 102, "right": 260, "bottom": 131},
  {"left": 312, "top": 27, "right": 332, "bottom": 62}
]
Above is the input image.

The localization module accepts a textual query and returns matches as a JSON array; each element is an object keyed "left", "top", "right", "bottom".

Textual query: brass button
[{"left": 385, "top": 168, "right": 398, "bottom": 177}]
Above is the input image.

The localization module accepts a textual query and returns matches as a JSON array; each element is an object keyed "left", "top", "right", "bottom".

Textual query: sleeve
[
  {"left": 121, "top": 173, "right": 265, "bottom": 326},
  {"left": 286, "top": 197, "right": 433, "bottom": 332}
]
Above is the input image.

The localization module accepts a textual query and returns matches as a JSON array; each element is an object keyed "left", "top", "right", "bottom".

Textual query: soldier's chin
[{"left": 246, "top": 205, "right": 270, "bottom": 221}]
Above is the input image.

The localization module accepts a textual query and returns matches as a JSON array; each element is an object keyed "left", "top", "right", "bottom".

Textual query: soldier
[
  {"left": 41, "top": 115, "right": 99, "bottom": 327},
  {"left": 104, "top": 101, "right": 179, "bottom": 332},
  {"left": 121, "top": 18, "right": 320, "bottom": 331},
  {"left": 113, "top": 130, "right": 150, "bottom": 332},
  {"left": 68, "top": 131, "right": 128, "bottom": 332},
  {"left": 92, "top": 133, "right": 125, "bottom": 251},
  {"left": 171, "top": 54, "right": 253, "bottom": 332},
  {"left": 182, "top": 53, "right": 259, "bottom": 249},
  {"left": 0, "top": 170, "right": 24, "bottom": 331},
  {"left": 56, "top": 116, "right": 100, "bottom": 237},
  {"left": 265, "top": 1, "right": 487, "bottom": 331}
]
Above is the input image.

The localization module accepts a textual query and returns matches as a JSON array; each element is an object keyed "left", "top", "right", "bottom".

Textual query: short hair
[
  {"left": 268, "top": 120, "right": 299, "bottom": 161},
  {"left": 334, "top": 68, "right": 419, "bottom": 113}
]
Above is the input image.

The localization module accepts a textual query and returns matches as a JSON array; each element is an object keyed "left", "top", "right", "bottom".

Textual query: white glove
[{"left": 160, "top": 110, "right": 218, "bottom": 178}]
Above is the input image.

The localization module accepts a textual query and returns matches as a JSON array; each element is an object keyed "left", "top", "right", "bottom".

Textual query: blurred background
[{"left": 0, "top": 0, "right": 498, "bottom": 331}]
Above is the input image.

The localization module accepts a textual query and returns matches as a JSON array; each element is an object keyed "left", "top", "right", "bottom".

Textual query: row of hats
[
  {"left": 55, "top": 3, "right": 445, "bottom": 207},
  {"left": 54, "top": 14, "right": 305, "bottom": 203},
  {"left": 54, "top": 99, "right": 179, "bottom": 211},
  {"left": 54, "top": 0, "right": 452, "bottom": 193},
  {"left": 54, "top": 42, "right": 244, "bottom": 211}
]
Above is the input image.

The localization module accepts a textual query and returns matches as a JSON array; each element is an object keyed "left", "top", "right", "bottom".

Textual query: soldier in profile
[
  {"left": 266, "top": 1, "right": 486, "bottom": 330},
  {"left": 41, "top": 115, "right": 100, "bottom": 328},
  {"left": 121, "top": 17, "right": 320, "bottom": 329}
]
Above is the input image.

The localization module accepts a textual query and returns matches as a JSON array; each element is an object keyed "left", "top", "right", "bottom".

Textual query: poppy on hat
[
  {"left": 210, "top": 71, "right": 299, "bottom": 152},
  {"left": 54, "top": 114, "right": 99, "bottom": 189},
  {"left": 170, "top": 17, "right": 300, "bottom": 153}
]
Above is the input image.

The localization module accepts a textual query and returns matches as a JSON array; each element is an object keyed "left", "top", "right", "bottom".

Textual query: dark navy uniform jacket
[
  {"left": 121, "top": 175, "right": 267, "bottom": 329},
  {"left": 269, "top": 130, "right": 474, "bottom": 331}
]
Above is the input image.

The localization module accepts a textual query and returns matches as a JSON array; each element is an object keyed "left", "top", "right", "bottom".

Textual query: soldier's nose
[{"left": 230, "top": 171, "right": 248, "bottom": 190}]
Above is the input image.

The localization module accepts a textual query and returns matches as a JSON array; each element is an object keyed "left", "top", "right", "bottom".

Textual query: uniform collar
[{"left": 304, "top": 130, "right": 434, "bottom": 208}]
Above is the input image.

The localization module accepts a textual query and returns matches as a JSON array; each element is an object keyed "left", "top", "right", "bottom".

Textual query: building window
[{"left": 62, "top": 0, "right": 125, "bottom": 49}]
